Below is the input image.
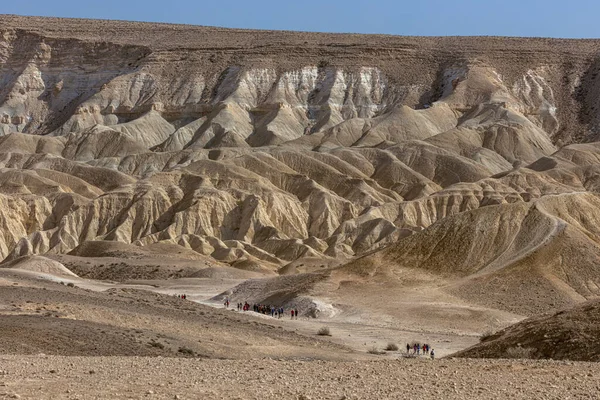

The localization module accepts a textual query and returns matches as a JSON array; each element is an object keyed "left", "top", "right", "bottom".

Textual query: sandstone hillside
[{"left": 1, "top": 15, "right": 600, "bottom": 289}]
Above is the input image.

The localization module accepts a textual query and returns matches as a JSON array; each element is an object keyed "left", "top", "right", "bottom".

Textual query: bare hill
[
  {"left": 0, "top": 270, "right": 353, "bottom": 359},
  {"left": 1, "top": 255, "right": 78, "bottom": 277},
  {"left": 454, "top": 300, "right": 600, "bottom": 361}
]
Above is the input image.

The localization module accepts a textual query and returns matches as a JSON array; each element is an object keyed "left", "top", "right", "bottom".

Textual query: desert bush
[
  {"left": 66, "top": 282, "right": 75, "bottom": 288},
  {"left": 505, "top": 346, "right": 534, "bottom": 359},
  {"left": 368, "top": 346, "right": 385, "bottom": 355},
  {"left": 317, "top": 326, "right": 331, "bottom": 336},
  {"left": 385, "top": 343, "right": 399, "bottom": 351},
  {"left": 178, "top": 346, "right": 195, "bottom": 356},
  {"left": 149, "top": 341, "right": 165, "bottom": 350}
]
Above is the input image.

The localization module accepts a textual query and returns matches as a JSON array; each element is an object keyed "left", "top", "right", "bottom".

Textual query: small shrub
[
  {"left": 66, "top": 282, "right": 75, "bottom": 288},
  {"left": 317, "top": 326, "right": 331, "bottom": 336},
  {"left": 368, "top": 346, "right": 385, "bottom": 355},
  {"left": 178, "top": 347, "right": 195, "bottom": 356},
  {"left": 385, "top": 343, "right": 399, "bottom": 351},
  {"left": 505, "top": 346, "right": 534, "bottom": 359},
  {"left": 149, "top": 341, "right": 164, "bottom": 350}
]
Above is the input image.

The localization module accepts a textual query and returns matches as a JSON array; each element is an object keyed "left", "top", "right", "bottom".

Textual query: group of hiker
[
  {"left": 252, "top": 303, "right": 300, "bottom": 319},
  {"left": 406, "top": 342, "right": 434, "bottom": 359},
  {"left": 224, "top": 298, "right": 300, "bottom": 319},
  {"left": 176, "top": 294, "right": 188, "bottom": 299}
]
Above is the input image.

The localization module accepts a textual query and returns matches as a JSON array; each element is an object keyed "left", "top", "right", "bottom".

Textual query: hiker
[
  {"left": 417, "top": 343, "right": 421, "bottom": 355},
  {"left": 430, "top": 349, "right": 435, "bottom": 360},
  {"left": 291, "top": 310, "right": 295, "bottom": 319},
  {"left": 406, "top": 343, "right": 410, "bottom": 354},
  {"left": 294, "top": 308, "right": 298, "bottom": 319}
]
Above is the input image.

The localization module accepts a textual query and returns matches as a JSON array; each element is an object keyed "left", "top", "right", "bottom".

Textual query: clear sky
[{"left": 2, "top": 0, "right": 599, "bottom": 38}]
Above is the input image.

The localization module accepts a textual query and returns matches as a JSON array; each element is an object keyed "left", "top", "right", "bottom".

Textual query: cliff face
[
  {"left": 1, "top": 15, "right": 600, "bottom": 273},
  {"left": 3, "top": 14, "right": 600, "bottom": 142}
]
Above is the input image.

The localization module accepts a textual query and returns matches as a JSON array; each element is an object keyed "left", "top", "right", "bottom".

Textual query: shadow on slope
[{"left": 453, "top": 299, "right": 600, "bottom": 361}]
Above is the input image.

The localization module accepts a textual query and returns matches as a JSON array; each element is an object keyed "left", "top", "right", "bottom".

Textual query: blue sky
[{"left": 2, "top": 0, "right": 599, "bottom": 38}]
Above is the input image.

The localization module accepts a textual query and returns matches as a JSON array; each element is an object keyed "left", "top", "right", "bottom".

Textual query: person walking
[
  {"left": 430, "top": 349, "right": 435, "bottom": 360},
  {"left": 406, "top": 343, "right": 410, "bottom": 354}
]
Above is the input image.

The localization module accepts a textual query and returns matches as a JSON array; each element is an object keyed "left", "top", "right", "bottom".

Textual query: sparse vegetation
[
  {"left": 505, "top": 346, "right": 534, "bottom": 359},
  {"left": 66, "top": 282, "right": 75, "bottom": 288},
  {"left": 178, "top": 346, "right": 195, "bottom": 356},
  {"left": 317, "top": 326, "right": 331, "bottom": 336},
  {"left": 385, "top": 343, "right": 399, "bottom": 351},
  {"left": 149, "top": 341, "right": 165, "bottom": 350},
  {"left": 368, "top": 346, "right": 385, "bottom": 355}
]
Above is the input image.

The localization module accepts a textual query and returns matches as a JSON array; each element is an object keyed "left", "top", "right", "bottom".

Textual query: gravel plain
[{"left": 1, "top": 356, "right": 599, "bottom": 400}]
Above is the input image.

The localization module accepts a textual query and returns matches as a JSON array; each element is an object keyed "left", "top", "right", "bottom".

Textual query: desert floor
[
  {"left": 1, "top": 267, "right": 594, "bottom": 400},
  {"left": 1, "top": 356, "right": 599, "bottom": 400}
]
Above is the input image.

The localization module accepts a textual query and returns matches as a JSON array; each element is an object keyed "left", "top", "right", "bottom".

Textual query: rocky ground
[{"left": 0, "top": 356, "right": 599, "bottom": 400}]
